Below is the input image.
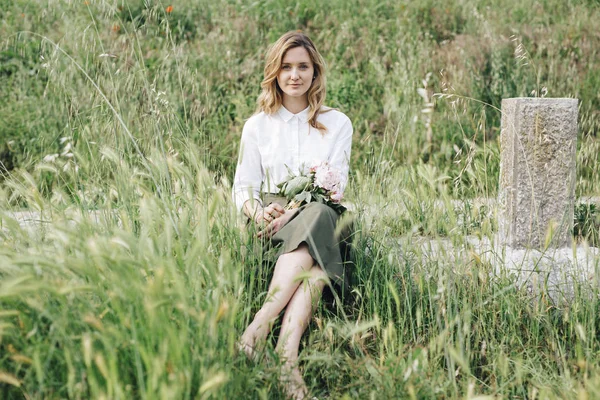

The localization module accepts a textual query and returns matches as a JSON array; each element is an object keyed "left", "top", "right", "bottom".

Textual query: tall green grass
[
  {"left": 1, "top": 0, "right": 600, "bottom": 398},
  {"left": 1, "top": 0, "right": 599, "bottom": 197},
  {"left": 2, "top": 147, "right": 600, "bottom": 398}
]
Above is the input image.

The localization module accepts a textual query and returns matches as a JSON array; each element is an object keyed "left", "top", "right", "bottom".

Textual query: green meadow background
[{"left": 1, "top": 0, "right": 599, "bottom": 398}]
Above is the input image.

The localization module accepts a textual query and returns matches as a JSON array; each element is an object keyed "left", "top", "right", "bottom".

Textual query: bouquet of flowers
[{"left": 277, "top": 161, "right": 346, "bottom": 214}]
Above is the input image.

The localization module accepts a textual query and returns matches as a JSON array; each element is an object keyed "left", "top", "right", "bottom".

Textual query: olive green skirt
[{"left": 263, "top": 194, "right": 354, "bottom": 296}]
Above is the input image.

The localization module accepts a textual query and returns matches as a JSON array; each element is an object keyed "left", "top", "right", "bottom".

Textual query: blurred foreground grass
[
  {"left": 1, "top": 0, "right": 600, "bottom": 398},
  {"left": 1, "top": 145, "right": 600, "bottom": 398}
]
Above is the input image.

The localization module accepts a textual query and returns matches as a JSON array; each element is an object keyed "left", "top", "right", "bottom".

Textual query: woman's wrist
[
  {"left": 252, "top": 206, "right": 264, "bottom": 224},
  {"left": 243, "top": 200, "right": 263, "bottom": 223}
]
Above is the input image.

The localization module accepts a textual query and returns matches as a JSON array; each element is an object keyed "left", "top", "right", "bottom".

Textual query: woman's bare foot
[
  {"left": 239, "top": 314, "right": 276, "bottom": 361},
  {"left": 280, "top": 363, "right": 309, "bottom": 400},
  {"left": 236, "top": 339, "right": 256, "bottom": 360},
  {"left": 238, "top": 323, "right": 262, "bottom": 360}
]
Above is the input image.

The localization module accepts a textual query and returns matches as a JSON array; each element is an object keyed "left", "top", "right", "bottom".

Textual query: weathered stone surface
[
  {"left": 498, "top": 98, "right": 578, "bottom": 248},
  {"left": 410, "top": 235, "right": 599, "bottom": 304}
]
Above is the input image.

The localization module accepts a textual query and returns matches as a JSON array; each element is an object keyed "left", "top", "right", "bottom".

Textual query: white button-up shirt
[{"left": 232, "top": 105, "right": 353, "bottom": 211}]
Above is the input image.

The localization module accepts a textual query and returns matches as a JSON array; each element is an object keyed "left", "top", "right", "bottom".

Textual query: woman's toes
[
  {"left": 280, "top": 365, "right": 308, "bottom": 400},
  {"left": 236, "top": 339, "right": 255, "bottom": 360}
]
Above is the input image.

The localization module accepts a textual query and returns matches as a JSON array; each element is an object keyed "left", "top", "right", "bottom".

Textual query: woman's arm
[
  {"left": 232, "top": 118, "right": 264, "bottom": 213},
  {"left": 242, "top": 199, "right": 264, "bottom": 223},
  {"left": 328, "top": 117, "right": 353, "bottom": 196}
]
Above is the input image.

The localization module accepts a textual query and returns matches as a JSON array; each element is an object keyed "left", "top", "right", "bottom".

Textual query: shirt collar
[{"left": 277, "top": 105, "right": 310, "bottom": 123}]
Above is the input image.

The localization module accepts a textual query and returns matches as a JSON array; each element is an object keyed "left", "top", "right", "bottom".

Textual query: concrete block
[{"left": 498, "top": 98, "right": 578, "bottom": 248}]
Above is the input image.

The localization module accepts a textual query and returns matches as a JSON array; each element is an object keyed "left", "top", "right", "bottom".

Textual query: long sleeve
[
  {"left": 232, "top": 118, "right": 263, "bottom": 212},
  {"left": 328, "top": 117, "right": 353, "bottom": 195}
]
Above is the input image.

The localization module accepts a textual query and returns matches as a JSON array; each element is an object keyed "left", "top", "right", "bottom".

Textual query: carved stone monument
[{"left": 498, "top": 98, "right": 578, "bottom": 248}]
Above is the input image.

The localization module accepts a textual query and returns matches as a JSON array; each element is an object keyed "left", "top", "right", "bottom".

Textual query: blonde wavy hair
[{"left": 256, "top": 31, "right": 329, "bottom": 133}]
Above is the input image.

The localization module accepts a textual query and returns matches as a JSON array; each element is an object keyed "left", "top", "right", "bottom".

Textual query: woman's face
[{"left": 276, "top": 46, "right": 314, "bottom": 102}]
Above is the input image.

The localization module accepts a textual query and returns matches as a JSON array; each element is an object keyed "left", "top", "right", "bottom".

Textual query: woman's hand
[
  {"left": 254, "top": 203, "right": 286, "bottom": 225},
  {"left": 257, "top": 208, "right": 299, "bottom": 239}
]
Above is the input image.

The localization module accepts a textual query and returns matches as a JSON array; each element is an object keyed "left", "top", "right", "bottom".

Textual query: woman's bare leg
[
  {"left": 277, "top": 265, "right": 328, "bottom": 400},
  {"left": 239, "top": 244, "right": 314, "bottom": 357}
]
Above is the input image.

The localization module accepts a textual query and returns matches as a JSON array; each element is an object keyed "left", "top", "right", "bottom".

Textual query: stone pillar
[{"left": 498, "top": 98, "right": 578, "bottom": 248}]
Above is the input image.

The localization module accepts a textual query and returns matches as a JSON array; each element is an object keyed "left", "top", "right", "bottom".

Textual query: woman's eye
[{"left": 282, "top": 65, "right": 291, "bottom": 70}]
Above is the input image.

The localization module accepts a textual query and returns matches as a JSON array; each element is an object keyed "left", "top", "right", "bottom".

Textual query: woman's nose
[{"left": 291, "top": 68, "right": 299, "bottom": 79}]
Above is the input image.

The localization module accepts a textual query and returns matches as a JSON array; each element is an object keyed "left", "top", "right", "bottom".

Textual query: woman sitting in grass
[{"left": 233, "top": 31, "right": 353, "bottom": 400}]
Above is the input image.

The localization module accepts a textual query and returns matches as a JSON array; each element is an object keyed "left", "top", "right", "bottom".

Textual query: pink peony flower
[
  {"left": 330, "top": 191, "right": 343, "bottom": 203},
  {"left": 314, "top": 163, "right": 341, "bottom": 192}
]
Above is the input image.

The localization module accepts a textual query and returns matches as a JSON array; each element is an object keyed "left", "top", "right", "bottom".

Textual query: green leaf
[
  {"left": 282, "top": 175, "right": 311, "bottom": 198},
  {"left": 313, "top": 193, "right": 326, "bottom": 203},
  {"left": 294, "top": 191, "right": 311, "bottom": 204}
]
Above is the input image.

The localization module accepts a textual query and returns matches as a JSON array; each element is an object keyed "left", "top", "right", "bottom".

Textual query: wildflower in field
[{"left": 166, "top": 5, "right": 173, "bottom": 13}]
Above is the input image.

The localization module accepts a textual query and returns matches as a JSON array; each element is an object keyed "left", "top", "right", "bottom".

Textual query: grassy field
[{"left": 1, "top": 0, "right": 600, "bottom": 398}]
